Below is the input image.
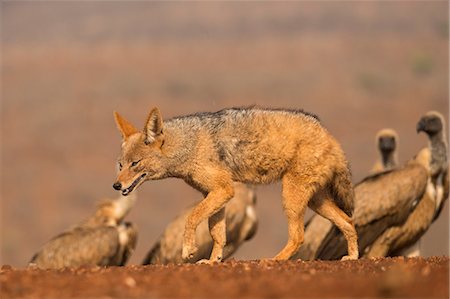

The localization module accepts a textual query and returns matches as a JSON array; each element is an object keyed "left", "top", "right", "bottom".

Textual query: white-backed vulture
[
  {"left": 365, "top": 111, "right": 448, "bottom": 257},
  {"left": 371, "top": 128, "right": 399, "bottom": 174},
  {"left": 299, "top": 111, "right": 447, "bottom": 260},
  {"left": 29, "top": 194, "right": 137, "bottom": 269},
  {"left": 300, "top": 156, "right": 428, "bottom": 260},
  {"left": 294, "top": 128, "right": 407, "bottom": 261},
  {"left": 142, "top": 183, "right": 257, "bottom": 264}
]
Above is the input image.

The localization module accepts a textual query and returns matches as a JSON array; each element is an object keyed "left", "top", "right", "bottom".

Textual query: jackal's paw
[
  {"left": 182, "top": 244, "right": 198, "bottom": 261},
  {"left": 196, "top": 258, "right": 221, "bottom": 265},
  {"left": 341, "top": 255, "right": 358, "bottom": 261}
]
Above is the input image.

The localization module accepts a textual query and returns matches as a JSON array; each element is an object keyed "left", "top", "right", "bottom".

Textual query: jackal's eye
[
  {"left": 131, "top": 160, "right": 141, "bottom": 167},
  {"left": 118, "top": 162, "right": 122, "bottom": 171}
]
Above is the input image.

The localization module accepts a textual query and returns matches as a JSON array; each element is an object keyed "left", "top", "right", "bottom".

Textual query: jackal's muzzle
[{"left": 115, "top": 173, "right": 147, "bottom": 196}]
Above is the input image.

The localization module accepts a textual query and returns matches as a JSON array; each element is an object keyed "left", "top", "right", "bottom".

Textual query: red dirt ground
[{"left": 1, "top": 257, "right": 448, "bottom": 298}]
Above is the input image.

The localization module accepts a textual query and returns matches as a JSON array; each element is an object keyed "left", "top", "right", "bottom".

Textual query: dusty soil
[{"left": 1, "top": 257, "right": 448, "bottom": 298}]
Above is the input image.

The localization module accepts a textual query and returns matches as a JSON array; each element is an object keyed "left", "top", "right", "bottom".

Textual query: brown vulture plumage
[
  {"left": 295, "top": 111, "right": 447, "bottom": 260},
  {"left": 29, "top": 194, "right": 137, "bottom": 269}
]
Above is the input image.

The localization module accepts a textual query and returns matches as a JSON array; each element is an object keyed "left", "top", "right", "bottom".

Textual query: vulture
[
  {"left": 365, "top": 111, "right": 448, "bottom": 257},
  {"left": 371, "top": 128, "right": 399, "bottom": 174},
  {"left": 298, "top": 128, "right": 398, "bottom": 260},
  {"left": 296, "top": 111, "right": 447, "bottom": 260},
  {"left": 29, "top": 194, "right": 137, "bottom": 269},
  {"left": 295, "top": 155, "right": 428, "bottom": 260},
  {"left": 142, "top": 183, "right": 257, "bottom": 264}
]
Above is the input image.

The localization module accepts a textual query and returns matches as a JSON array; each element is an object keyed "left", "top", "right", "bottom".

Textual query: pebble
[
  {"left": 124, "top": 276, "right": 136, "bottom": 288},
  {"left": 421, "top": 266, "right": 431, "bottom": 276}
]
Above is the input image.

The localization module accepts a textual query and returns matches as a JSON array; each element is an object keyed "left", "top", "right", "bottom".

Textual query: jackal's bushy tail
[{"left": 329, "top": 165, "right": 354, "bottom": 217}]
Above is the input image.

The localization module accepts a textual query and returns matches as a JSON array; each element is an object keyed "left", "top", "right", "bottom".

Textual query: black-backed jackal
[{"left": 113, "top": 107, "right": 358, "bottom": 262}]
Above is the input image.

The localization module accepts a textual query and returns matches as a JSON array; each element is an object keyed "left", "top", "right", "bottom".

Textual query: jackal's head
[{"left": 113, "top": 107, "right": 166, "bottom": 196}]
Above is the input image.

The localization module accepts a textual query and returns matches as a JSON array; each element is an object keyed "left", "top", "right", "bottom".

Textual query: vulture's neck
[
  {"left": 429, "top": 130, "right": 448, "bottom": 177},
  {"left": 382, "top": 150, "right": 398, "bottom": 170}
]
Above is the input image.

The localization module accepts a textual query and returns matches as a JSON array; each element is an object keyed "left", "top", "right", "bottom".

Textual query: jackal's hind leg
[
  {"left": 309, "top": 193, "right": 359, "bottom": 260},
  {"left": 273, "top": 175, "right": 311, "bottom": 260}
]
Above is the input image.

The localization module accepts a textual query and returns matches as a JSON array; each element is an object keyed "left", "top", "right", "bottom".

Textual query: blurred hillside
[{"left": 1, "top": 2, "right": 448, "bottom": 266}]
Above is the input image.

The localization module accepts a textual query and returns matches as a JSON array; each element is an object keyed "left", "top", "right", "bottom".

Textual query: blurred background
[{"left": 1, "top": 1, "right": 448, "bottom": 266}]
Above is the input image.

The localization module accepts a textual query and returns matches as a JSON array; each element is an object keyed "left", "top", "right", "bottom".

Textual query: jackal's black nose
[{"left": 113, "top": 182, "right": 122, "bottom": 190}]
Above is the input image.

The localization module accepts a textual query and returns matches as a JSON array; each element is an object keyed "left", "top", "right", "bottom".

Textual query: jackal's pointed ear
[
  {"left": 144, "top": 107, "right": 163, "bottom": 144},
  {"left": 114, "top": 111, "right": 138, "bottom": 140}
]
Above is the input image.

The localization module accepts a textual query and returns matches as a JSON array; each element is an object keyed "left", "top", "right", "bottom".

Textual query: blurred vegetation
[
  {"left": 357, "top": 71, "right": 391, "bottom": 96},
  {"left": 435, "top": 21, "right": 449, "bottom": 38},
  {"left": 412, "top": 53, "right": 434, "bottom": 76}
]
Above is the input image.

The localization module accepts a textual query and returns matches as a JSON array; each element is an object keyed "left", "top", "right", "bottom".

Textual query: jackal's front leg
[
  {"left": 207, "top": 207, "right": 226, "bottom": 262},
  {"left": 182, "top": 186, "right": 234, "bottom": 262}
]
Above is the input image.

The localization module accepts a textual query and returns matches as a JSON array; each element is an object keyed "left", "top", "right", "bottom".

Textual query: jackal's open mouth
[{"left": 122, "top": 173, "right": 147, "bottom": 196}]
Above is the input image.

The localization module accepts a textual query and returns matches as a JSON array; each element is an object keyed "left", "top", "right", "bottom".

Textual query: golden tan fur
[
  {"left": 30, "top": 195, "right": 137, "bottom": 269},
  {"left": 371, "top": 128, "right": 399, "bottom": 174},
  {"left": 113, "top": 107, "right": 358, "bottom": 262},
  {"left": 142, "top": 183, "right": 257, "bottom": 264}
]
